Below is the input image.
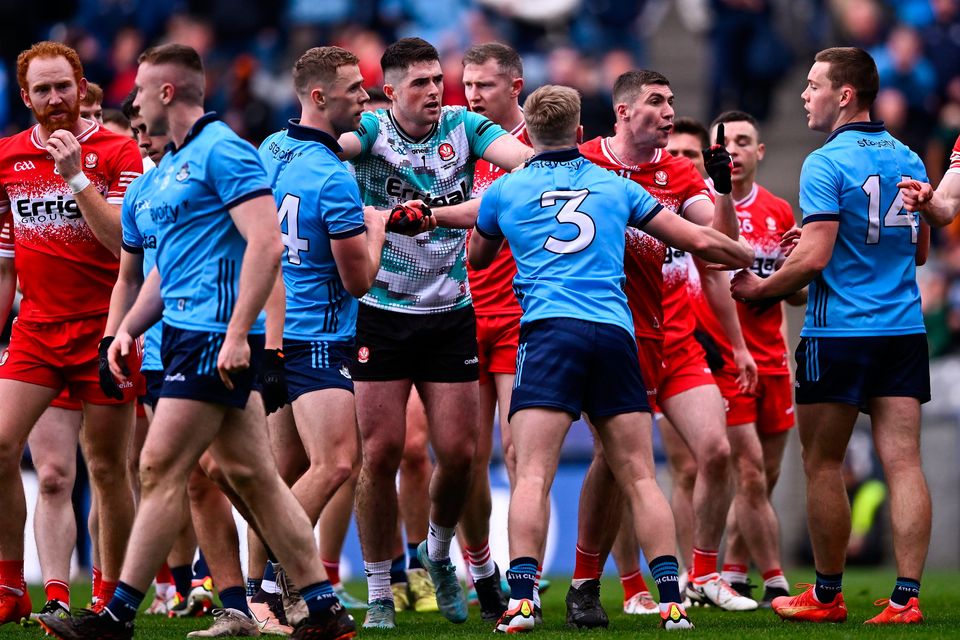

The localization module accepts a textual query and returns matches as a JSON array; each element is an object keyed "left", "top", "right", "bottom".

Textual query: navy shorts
[
  {"left": 795, "top": 334, "right": 930, "bottom": 406},
  {"left": 509, "top": 318, "right": 651, "bottom": 420},
  {"left": 160, "top": 325, "right": 264, "bottom": 408},
  {"left": 284, "top": 339, "right": 354, "bottom": 402},
  {"left": 140, "top": 369, "right": 164, "bottom": 408}
]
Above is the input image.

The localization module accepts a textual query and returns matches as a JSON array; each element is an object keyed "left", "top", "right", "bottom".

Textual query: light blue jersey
[
  {"left": 475, "top": 149, "right": 662, "bottom": 336},
  {"left": 259, "top": 120, "right": 366, "bottom": 342},
  {"left": 799, "top": 121, "right": 926, "bottom": 337},
  {"left": 149, "top": 114, "right": 273, "bottom": 334},
  {"left": 120, "top": 171, "right": 162, "bottom": 371}
]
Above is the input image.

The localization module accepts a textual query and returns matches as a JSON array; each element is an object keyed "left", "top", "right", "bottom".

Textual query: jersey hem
[
  {"left": 358, "top": 299, "right": 474, "bottom": 315},
  {"left": 800, "top": 327, "right": 926, "bottom": 337}
]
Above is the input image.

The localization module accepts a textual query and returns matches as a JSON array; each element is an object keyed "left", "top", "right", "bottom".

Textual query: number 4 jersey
[{"left": 799, "top": 121, "right": 926, "bottom": 337}]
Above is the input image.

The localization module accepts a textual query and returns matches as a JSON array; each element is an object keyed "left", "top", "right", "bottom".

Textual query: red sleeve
[
  {"left": 106, "top": 137, "right": 143, "bottom": 205},
  {"left": 949, "top": 134, "right": 960, "bottom": 174},
  {"left": 776, "top": 198, "right": 797, "bottom": 234},
  {"left": 0, "top": 209, "right": 13, "bottom": 258},
  {"left": 678, "top": 163, "right": 712, "bottom": 214}
]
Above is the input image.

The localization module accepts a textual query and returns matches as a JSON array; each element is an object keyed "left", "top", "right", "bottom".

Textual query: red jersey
[
  {"left": 0, "top": 121, "right": 142, "bottom": 322},
  {"left": 579, "top": 137, "right": 712, "bottom": 342},
  {"left": 694, "top": 183, "right": 796, "bottom": 374},
  {"left": 467, "top": 120, "right": 530, "bottom": 318},
  {"left": 949, "top": 133, "right": 960, "bottom": 175}
]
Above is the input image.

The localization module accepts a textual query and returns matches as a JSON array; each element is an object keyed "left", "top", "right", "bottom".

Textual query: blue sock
[
  {"left": 407, "top": 543, "right": 423, "bottom": 570},
  {"left": 263, "top": 562, "right": 276, "bottom": 584},
  {"left": 891, "top": 577, "right": 920, "bottom": 606},
  {"left": 649, "top": 555, "right": 682, "bottom": 604},
  {"left": 105, "top": 581, "right": 145, "bottom": 623},
  {"left": 814, "top": 571, "right": 842, "bottom": 603},
  {"left": 245, "top": 578, "right": 261, "bottom": 598},
  {"left": 301, "top": 581, "right": 339, "bottom": 617},
  {"left": 219, "top": 586, "right": 249, "bottom": 614},
  {"left": 506, "top": 557, "right": 538, "bottom": 601},
  {"left": 193, "top": 552, "right": 210, "bottom": 581},
  {"left": 390, "top": 555, "right": 407, "bottom": 584},
  {"left": 171, "top": 565, "right": 192, "bottom": 598}
]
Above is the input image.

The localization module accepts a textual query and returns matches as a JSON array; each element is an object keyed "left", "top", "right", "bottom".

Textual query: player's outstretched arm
[
  {"left": 481, "top": 134, "right": 535, "bottom": 173},
  {"left": 899, "top": 174, "right": 960, "bottom": 227},
  {"left": 429, "top": 198, "right": 481, "bottom": 229},
  {"left": 644, "top": 210, "right": 753, "bottom": 270},
  {"left": 731, "top": 220, "right": 837, "bottom": 301}
]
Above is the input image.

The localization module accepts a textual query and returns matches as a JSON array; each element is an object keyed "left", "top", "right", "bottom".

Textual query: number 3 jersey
[
  {"left": 0, "top": 121, "right": 142, "bottom": 321},
  {"left": 693, "top": 184, "right": 796, "bottom": 374},
  {"left": 350, "top": 106, "right": 506, "bottom": 314},
  {"left": 799, "top": 121, "right": 926, "bottom": 337}
]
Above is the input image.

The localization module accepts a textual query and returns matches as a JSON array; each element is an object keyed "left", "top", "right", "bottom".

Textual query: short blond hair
[
  {"left": 524, "top": 85, "right": 580, "bottom": 146},
  {"left": 293, "top": 46, "right": 360, "bottom": 96}
]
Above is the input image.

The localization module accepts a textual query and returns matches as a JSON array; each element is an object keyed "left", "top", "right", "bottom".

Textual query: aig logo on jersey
[
  {"left": 654, "top": 170, "right": 668, "bottom": 186},
  {"left": 438, "top": 142, "right": 456, "bottom": 162},
  {"left": 176, "top": 163, "right": 191, "bottom": 182},
  {"left": 84, "top": 152, "right": 99, "bottom": 169}
]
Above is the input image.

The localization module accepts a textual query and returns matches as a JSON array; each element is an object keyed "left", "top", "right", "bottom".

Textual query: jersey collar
[
  {"left": 167, "top": 111, "right": 219, "bottom": 153},
  {"left": 527, "top": 147, "right": 582, "bottom": 164},
  {"left": 286, "top": 118, "right": 342, "bottom": 152},
  {"left": 826, "top": 120, "right": 885, "bottom": 144},
  {"left": 387, "top": 109, "right": 438, "bottom": 144}
]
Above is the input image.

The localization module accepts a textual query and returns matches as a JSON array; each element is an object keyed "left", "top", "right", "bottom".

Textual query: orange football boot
[
  {"left": 864, "top": 598, "right": 923, "bottom": 624},
  {"left": 771, "top": 584, "right": 847, "bottom": 623}
]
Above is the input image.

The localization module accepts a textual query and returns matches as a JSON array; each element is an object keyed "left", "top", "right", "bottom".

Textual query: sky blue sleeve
[
  {"left": 799, "top": 151, "right": 841, "bottom": 224},
  {"left": 121, "top": 179, "right": 144, "bottom": 252},
  {"left": 351, "top": 111, "right": 381, "bottom": 157},
  {"left": 625, "top": 179, "right": 664, "bottom": 229},
  {"left": 476, "top": 177, "right": 504, "bottom": 238},
  {"left": 321, "top": 168, "right": 366, "bottom": 239},
  {"left": 208, "top": 133, "right": 273, "bottom": 210},
  {"left": 464, "top": 110, "right": 508, "bottom": 158}
]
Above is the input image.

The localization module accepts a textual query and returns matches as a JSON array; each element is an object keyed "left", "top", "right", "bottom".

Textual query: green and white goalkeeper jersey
[{"left": 351, "top": 106, "right": 507, "bottom": 314}]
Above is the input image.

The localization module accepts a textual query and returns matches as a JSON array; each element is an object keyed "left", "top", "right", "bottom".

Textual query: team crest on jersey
[
  {"left": 176, "top": 163, "right": 190, "bottom": 182},
  {"left": 84, "top": 152, "right": 99, "bottom": 169},
  {"left": 358, "top": 346, "right": 370, "bottom": 364},
  {"left": 438, "top": 142, "right": 456, "bottom": 161},
  {"left": 766, "top": 216, "right": 777, "bottom": 231},
  {"left": 654, "top": 170, "right": 668, "bottom": 186}
]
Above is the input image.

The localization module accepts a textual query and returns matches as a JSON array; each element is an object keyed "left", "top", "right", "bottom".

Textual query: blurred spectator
[
  {"left": 922, "top": 0, "right": 960, "bottom": 99},
  {"left": 918, "top": 260, "right": 952, "bottom": 356},
  {"left": 546, "top": 46, "right": 613, "bottom": 139},
  {"left": 221, "top": 54, "right": 274, "bottom": 144},
  {"left": 923, "top": 77, "right": 960, "bottom": 188},
  {"left": 706, "top": 0, "right": 792, "bottom": 122},
  {"left": 104, "top": 26, "right": 143, "bottom": 107},
  {"left": 833, "top": 0, "right": 889, "bottom": 50}
]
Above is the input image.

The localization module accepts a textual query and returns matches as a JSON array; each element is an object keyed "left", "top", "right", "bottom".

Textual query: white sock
[
  {"left": 364, "top": 559, "right": 392, "bottom": 603},
  {"left": 465, "top": 541, "right": 496, "bottom": 580},
  {"left": 533, "top": 567, "right": 542, "bottom": 607},
  {"left": 764, "top": 574, "right": 790, "bottom": 591},
  {"left": 722, "top": 569, "right": 748, "bottom": 585},
  {"left": 571, "top": 578, "right": 591, "bottom": 589},
  {"left": 427, "top": 521, "right": 456, "bottom": 563}
]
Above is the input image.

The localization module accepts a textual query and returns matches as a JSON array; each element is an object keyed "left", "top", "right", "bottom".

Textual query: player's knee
[
  {"left": 434, "top": 441, "right": 475, "bottom": 473},
  {"left": 87, "top": 455, "right": 128, "bottom": 488},
  {"left": 700, "top": 441, "right": 731, "bottom": 479},
  {"left": 312, "top": 457, "right": 353, "bottom": 491},
  {"left": 0, "top": 439, "right": 25, "bottom": 473},
  {"left": 37, "top": 466, "right": 72, "bottom": 497},
  {"left": 736, "top": 462, "right": 767, "bottom": 501}
]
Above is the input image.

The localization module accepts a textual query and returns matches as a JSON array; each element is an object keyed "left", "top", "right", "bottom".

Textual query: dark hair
[
  {"left": 82, "top": 82, "right": 103, "bottom": 107},
  {"left": 462, "top": 43, "right": 523, "bottom": 78},
  {"left": 612, "top": 69, "right": 670, "bottom": 105},
  {"left": 672, "top": 116, "right": 709, "bottom": 148},
  {"left": 711, "top": 110, "right": 760, "bottom": 139},
  {"left": 120, "top": 86, "right": 138, "bottom": 120},
  {"left": 293, "top": 46, "right": 360, "bottom": 95},
  {"left": 102, "top": 108, "right": 130, "bottom": 130},
  {"left": 137, "top": 44, "right": 205, "bottom": 106},
  {"left": 381, "top": 37, "right": 439, "bottom": 78},
  {"left": 814, "top": 47, "right": 879, "bottom": 110},
  {"left": 366, "top": 86, "right": 389, "bottom": 103}
]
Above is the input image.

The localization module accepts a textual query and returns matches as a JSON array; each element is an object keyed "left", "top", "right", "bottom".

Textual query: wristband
[{"left": 67, "top": 172, "right": 91, "bottom": 194}]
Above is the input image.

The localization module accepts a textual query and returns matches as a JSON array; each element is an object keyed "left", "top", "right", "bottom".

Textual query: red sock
[
  {"left": 44, "top": 579, "right": 70, "bottom": 606},
  {"left": 620, "top": 570, "right": 649, "bottom": 600},
  {"left": 99, "top": 580, "right": 118, "bottom": 606},
  {"left": 322, "top": 559, "right": 341, "bottom": 586},
  {"left": 762, "top": 568, "right": 784, "bottom": 581},
  {"left": 692, "top": 548, "right": 719, "bottom": 581},
  {"left": 535, "top": 565, "right": 543, "bottom": 592},
  {"left": 0, "top": 560, "right": 25, "bottom": 592},
  {"left": 573, "top": 545, "right": 601, "bottom": 580},
  {"left": 156, "top": 563, "right": 173, "bottom": 586},
  {"left": 92, "top": 566, "right": 102, "bottom": 602}
]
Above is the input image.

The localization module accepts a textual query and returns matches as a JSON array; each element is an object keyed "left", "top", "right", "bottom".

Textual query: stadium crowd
[{"left": 0, "top": 0, "right": 951, "bottom": 638}]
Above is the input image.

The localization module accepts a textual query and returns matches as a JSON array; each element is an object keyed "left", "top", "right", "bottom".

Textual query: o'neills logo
[
  {"left": 654, "top": 170, "right": 668, "bottom": 186},
  {"left": 358, "top": 346, "right": 370, "bottom": 364}
]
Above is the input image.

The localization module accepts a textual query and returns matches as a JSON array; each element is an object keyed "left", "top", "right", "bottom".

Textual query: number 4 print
[{"left": 278, "top": 193, "right": 310, "bottom": 264}]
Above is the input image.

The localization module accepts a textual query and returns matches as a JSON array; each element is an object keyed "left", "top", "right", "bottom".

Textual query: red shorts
[
  {"left": 636, "top": 336, "right": 665, "bottom": 406},
  {"left": 0, "top": 316, "right": 143, "bottom": 405},
  {"left": 714, "top": 369, "right": 795, "bottom": 434},
  {"left": 49, "top": 387, "right": 82, "bottom": 411},
  {"left": 656, "top": 334, "right": 715, "bottom": 407},
  {"left": 476, "top": 313, "right": 520, "bottom": 385}
]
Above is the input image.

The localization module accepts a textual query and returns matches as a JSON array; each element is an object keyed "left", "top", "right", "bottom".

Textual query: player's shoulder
[
  {"left": 578, "top": 136, "right": 604, "bottom": 160},
  {"left": 754, "top": 183, "right": 790, "bottom": 209},
  {"left": 0, "top": 127, "right": 34, "bottom": 156}
]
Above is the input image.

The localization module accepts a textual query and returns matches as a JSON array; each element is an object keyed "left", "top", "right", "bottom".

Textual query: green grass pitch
[{"left": 10, "top": 567, "right": 959, "bottom": 638}]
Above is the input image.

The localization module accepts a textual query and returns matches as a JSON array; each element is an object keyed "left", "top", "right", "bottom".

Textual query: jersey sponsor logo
[
  {"left": 438, "top": 142, "right": 456, "bottom": 161},
  {"left": 384, "top": 176, "right": 469, "bottom": 206},
  {"left": 13, "top": 161, "right": 36, "bottom": 172},
  {"left": 266, "top": 139, "right": 302, "bottom": 163},
  {"left": 856, "top": 138, "right": 895, "bottom": 149},
  {"left": 358, "top": 346, "right": 370, "bottom": 364},
  {"left": 176, "top": 162, "right": 190, "bottom": 182},
  {"left": 149, "top": 200, "right": 189, "bottom": 224},
  {"left": 165, "top": 372, "right": 186, "bottom": 382},
  {"left": 143, "top": 235, "right": 157, "bottom": 249},
  {"left": 14, "top": 195, "right": 82, "bottom": 221},
  {"left": 654, "top": 170, "right": 668, "bottom": 186},
  {"left": 84, "top": 152, "right": 99, "bottom": 169}
]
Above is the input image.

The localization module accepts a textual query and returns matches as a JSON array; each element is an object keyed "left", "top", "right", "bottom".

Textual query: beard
[{"left": 34, "top": 100, "right": 80, "bottom": 133}]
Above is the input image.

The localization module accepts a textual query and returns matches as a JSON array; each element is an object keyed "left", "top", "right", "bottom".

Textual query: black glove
[
  {"left": 703, "top": 122, "right": 732, "bottom": 195},
  {"left": 386, "top": 202, "right": 432, "bottom": 233},
  {"left": 261, "top": 348, "right": 288, "bottom": 415},
  {"left": 98, "top": 336, "right": 124, "bottom": 401}
]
